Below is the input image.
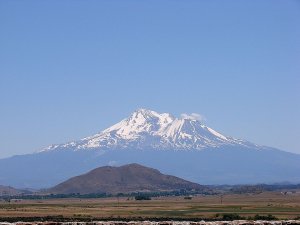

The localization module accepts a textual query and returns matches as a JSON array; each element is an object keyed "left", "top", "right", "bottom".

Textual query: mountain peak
[
  {"left": 130, "top": 108, "right": 175, "bottom": 124},
  {"left": 133, "top": 108, "right": 158, "bottom": 115},
  {"left": 41, "top": 109, "right": 256, "bottom": 152}
]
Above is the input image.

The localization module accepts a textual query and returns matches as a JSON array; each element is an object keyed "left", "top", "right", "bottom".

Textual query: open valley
[{"left": 1, "top": 192, "right": 300, "bottom": 221}]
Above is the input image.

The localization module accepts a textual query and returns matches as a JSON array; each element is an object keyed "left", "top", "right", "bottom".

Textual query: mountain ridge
[
  {"left": 0, "top": 185, "right": 20, "bottom": 196},
  {"left": 40, "top": 108, "right": 259, "bottom": 152}
]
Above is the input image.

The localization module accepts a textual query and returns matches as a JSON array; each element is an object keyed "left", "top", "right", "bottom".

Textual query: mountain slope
[
  {"left": 0, "top": 109, "right": 300, "bottom": 188},
  {"left": 41, "top": 109, "right": 257, "bottom": 152},
  {"left": 0, "top": 185, "right": 28, "bottom": 196},
  {"left": 47, "top": 163, "right": 205, "bottom": 194}
]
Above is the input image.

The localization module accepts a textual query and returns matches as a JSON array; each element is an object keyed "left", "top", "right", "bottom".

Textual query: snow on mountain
[
  {"left": 3, "top": 108, "right": 300, "bottom": 188},
  {"left": 41, "top": 109, "right": 258, "bottom": 152}
]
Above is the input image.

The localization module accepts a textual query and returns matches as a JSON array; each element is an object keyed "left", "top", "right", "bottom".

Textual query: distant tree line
[
  {"left": 229, "top": 184, "right": 300, "bottom": 194},
  {"left": 0, "top": 189, "right": 214, "bottom": 201}
]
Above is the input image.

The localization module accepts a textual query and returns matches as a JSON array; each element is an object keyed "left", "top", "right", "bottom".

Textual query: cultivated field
[{"left": 0, "top": 191, "right": 300, "bottom": 220}]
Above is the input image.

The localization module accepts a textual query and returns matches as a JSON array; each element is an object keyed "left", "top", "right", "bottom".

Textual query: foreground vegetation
[{"left": 0, "top": 214, "right": 298, "bottom": 223}]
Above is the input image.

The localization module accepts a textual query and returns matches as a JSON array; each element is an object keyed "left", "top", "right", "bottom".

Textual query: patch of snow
[{"left": 206, "top": 127, "right": 227, "bottom": 140}]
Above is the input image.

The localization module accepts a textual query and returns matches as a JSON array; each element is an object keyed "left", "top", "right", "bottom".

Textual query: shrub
[
  {"left": 253, "top": 214, "right": 277, "bottom": 220},
  {"left": 135, "top": 195, "right": 151, "bottom": 200},
  {"left": 222, "top": 213, "right": 245, "bottom": 221},
  {"left": 184, "top": 196, "right": 192, "bottom": 200}
]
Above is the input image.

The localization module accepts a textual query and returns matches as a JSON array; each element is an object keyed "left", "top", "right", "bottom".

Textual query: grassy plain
[{"left": 0, "top": 191, "right": 300, "bottom": 220}]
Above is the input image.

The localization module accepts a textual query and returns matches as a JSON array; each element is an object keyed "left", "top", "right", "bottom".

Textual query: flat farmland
[{"left": 0, "top": 191, "right": 300, "bottom": 220}]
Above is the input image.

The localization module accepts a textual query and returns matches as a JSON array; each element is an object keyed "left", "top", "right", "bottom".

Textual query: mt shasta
[
  {"left": 42, "top": 109, "right": 256, "bottom": 152},
  {"left": 1, "top": 109, "right": 300, "bottom": 188}
]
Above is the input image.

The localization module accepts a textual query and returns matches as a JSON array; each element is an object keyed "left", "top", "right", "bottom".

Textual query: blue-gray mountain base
[{"left": 0, "top": 109, "right": 299, "bottom": 188}]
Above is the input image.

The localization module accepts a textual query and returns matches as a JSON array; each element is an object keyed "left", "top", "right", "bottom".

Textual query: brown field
[{"left": 0, "top": 191, "right": 300, "bottom": 220}]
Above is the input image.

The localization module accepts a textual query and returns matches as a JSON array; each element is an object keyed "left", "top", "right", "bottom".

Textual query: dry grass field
[{"left": 0, "top": 191, "right": 300, "bottom": 220}]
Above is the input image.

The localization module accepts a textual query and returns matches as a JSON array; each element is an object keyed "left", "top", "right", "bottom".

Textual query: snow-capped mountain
[
  {"left": 42, "top": 108, "right": 256, "bottom": 152},
  {"left": 1, "top": 108, "right": 300, "bottom": 189}
]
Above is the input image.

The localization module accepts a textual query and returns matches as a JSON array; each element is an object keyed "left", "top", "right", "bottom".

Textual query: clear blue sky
[{"left": 0, "top": 0, "right": 299, "bottom": 158}]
